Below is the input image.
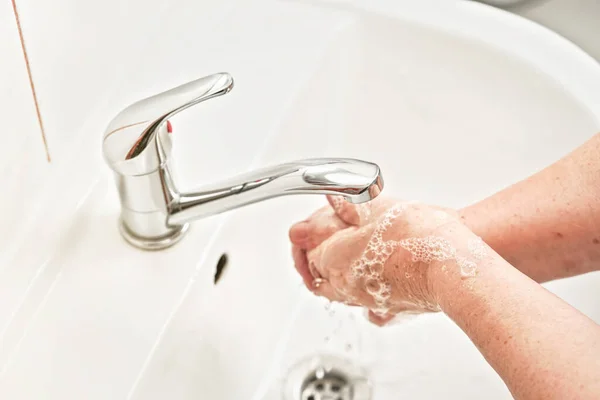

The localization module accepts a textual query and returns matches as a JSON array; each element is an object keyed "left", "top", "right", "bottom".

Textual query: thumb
[{"left": 327, "top": 195, "right": 360, "bottom": 226}]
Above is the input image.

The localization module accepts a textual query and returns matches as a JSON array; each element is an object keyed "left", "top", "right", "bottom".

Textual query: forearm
[
  {"left": 459, "top": 132, "right": 600, "bottom": 282},
  {"left": 430, "top": 227, "right": 600, "bottom": 399}
]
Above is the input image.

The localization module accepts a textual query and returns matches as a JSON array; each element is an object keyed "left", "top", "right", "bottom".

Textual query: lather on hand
[{"left": 289, "top": 133, "right": 600, "bottom": 400}]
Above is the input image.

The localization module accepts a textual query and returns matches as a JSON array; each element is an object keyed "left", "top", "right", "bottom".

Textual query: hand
[{"left": 289, "top": 195, "right": 484, "bottom": 326}]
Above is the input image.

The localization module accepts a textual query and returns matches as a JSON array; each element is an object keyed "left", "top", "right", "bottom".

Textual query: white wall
[
  {"left": 0, "top": 0, "right": 52, "bottom": 264},
  {"left": 0, "top": 0, "right": 244, "bottom": 304}
]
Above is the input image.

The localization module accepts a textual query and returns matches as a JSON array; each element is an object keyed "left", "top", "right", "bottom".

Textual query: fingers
[
  {"left": 291, "top": 245, "right": 337, "bottom": 300},
  {"left": 289, "top": 208, "right": 349, "bottom": 250},
  {"left": 289, "top": 221, "right": 311, "bottom": 245},
  {"left": 367, "top": 310, "right": 397, "bottom": 326},
  {"left": 327, "top": 195, "right": 361, "bottom": 226},
  {"left": 291, "top": 245, "right": 346, "bottom": 301},
  {"left": 292, "top": 245, "right": 314, "bottom": 289},
  {"left": 367, "top": 304, "right": 430, "bottom": 326},
  {"left": 312, "top": 279, "right": 345, "bottom": 302}
]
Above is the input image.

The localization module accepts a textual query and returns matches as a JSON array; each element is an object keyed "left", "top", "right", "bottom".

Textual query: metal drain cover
[
  {"left": 282, "top": 354, "right": 372, "bottom": 400},
  {"left": 301, "top": 369, "right": 352, "bottom": 400}
]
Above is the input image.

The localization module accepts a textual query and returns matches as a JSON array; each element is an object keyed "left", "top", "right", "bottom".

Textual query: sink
[
  {"left": 126, "top": 3, "right": 600, "bottom": 400},
  {"left": 1, "top": 1, "right": 600, "bottom": 399}
]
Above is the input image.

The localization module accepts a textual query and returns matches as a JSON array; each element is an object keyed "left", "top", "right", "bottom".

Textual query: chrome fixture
[
  {"left": 102, "top": 73, "right": 384, "bottom": 250},
  {"left": 283, "top": 354, "right": 372, "bottom": 400}
]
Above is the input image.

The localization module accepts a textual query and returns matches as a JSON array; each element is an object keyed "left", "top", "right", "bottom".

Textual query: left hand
[{"left": 289, "top": 195, "right": 476, "bottom": 326}]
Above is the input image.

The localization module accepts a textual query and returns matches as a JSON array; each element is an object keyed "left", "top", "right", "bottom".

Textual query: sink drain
[
  {"left": 282, "top": 354, "right": 372, "bottom": 400},
  {"left": 300, "top": 368, "right": 352, "bottom": 400}
]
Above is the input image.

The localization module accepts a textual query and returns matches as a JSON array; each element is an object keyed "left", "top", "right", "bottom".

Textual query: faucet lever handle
[{"left": 102, "top": 72, "right": 234, "bottom": 176}]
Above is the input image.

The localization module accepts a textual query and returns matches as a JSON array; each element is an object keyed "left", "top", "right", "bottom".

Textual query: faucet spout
[
  {"left": 167, "top": 158, "right": 384, "bottom": 226},
  {"left": 102, "top": 72, "right": 385, "bottom": 250}
]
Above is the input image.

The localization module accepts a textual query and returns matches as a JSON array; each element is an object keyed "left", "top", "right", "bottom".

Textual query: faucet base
[{"left": 118, "top": 219, "right": 190, "bottom": 251}]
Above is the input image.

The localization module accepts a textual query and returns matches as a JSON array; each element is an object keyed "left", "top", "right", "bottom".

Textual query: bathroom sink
[
  {"left": 126, "top": 3, "right": 600, "bottom": 400},
  {"left": 2, "top": 1, "right": 600, "bottom": 399}
]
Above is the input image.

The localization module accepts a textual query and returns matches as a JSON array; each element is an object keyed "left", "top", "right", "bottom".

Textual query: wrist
[
  {"left": 387, "top": 220, "right": 485, "bottom": 313},
  {"left": 427, "top": 257, "right": 469, "bottom": 315},
  {"left": 424, "top": 222, "right": 489, "bottom": 313},
  {"left": 457, "top": 204, "right": 490, "bottom": 245},
  {"left": 458, "top": 202, "right": 516, "bottom": 269}
]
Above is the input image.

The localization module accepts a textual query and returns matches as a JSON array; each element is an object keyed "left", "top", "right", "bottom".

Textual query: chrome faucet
[{"left": 102, "top": 72, "right": 384, "bottom": 250}]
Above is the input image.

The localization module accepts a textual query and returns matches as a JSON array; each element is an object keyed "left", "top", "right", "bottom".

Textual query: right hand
[{"left": 289, "top": 195, "right": 487, "bottom": 325}]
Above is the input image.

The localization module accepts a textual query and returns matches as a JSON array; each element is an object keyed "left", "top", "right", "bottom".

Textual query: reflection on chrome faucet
[{"left": 102, "top": 73, "right": 384, "bottom": 250}]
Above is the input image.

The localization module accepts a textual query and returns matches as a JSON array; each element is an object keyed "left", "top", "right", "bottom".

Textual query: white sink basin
[
  {"left": 128, "top": 3, "right": 600, "bottom": 400},
  {"left": 1, "top": 1, "right": 600, "bottom": 399}
]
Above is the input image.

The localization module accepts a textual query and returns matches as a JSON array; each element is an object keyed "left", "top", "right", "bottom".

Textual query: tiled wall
[
  {"left": 0, "top": 0, "right": 56, "bottom": 274},
  {"left": 5, "top": 0, "right": 255, "bottom": 164},
  {"left": 12, "top": 0, "right": 169, "bottom": 161},
  {"left": 1, "top": 0, "right": 241, "bottom": 267},
  {"left": 1, "top": 2, "right": 46, "bottom": 164}
]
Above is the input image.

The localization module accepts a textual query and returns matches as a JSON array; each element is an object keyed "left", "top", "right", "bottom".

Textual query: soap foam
[
  {"left": 345, "top": 203, "right": 483, "bottom": 315},
  {"left": 398, "top": 237, "right": 456, "bottom": 264},
  {"left": 355, "top": 203, "right": 373, "bottom": 224},
  {"left": 331, "top": 195, "right": 371, "bottom": 225},
  {"left": 457, "top": 256, "right": 477, "bottom": 277},
  {"left": 330, "top": 196, "right": 344, "bottom": 213},
  {"left": 347, "top": 204, "right": 406, "bottom": 313},
  {"left": 468, "top": 237, "right": 487, "bottom": 260},
  {"left": 399, "top": 236, "right": 479, "bottom": 278}
]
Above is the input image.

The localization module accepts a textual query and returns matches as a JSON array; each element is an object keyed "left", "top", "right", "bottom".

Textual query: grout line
[{"left": 11, "top": 0, "right": 51, "bottom": 163}]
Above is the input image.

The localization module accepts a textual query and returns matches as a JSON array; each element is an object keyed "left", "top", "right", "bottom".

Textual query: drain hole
[
  {"left": 284, "top": 355, "right": 371, "bottom": 400},
  {"left": 214, "top": 253, "right": 228, "bottom": 284},
  {"left": 300, "top": 371, "right": 353, "bottom": 400}
]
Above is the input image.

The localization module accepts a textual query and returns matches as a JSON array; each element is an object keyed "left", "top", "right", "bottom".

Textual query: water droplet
[{"left": 315, "top": 367, "right": 325, "bottom": 379}]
